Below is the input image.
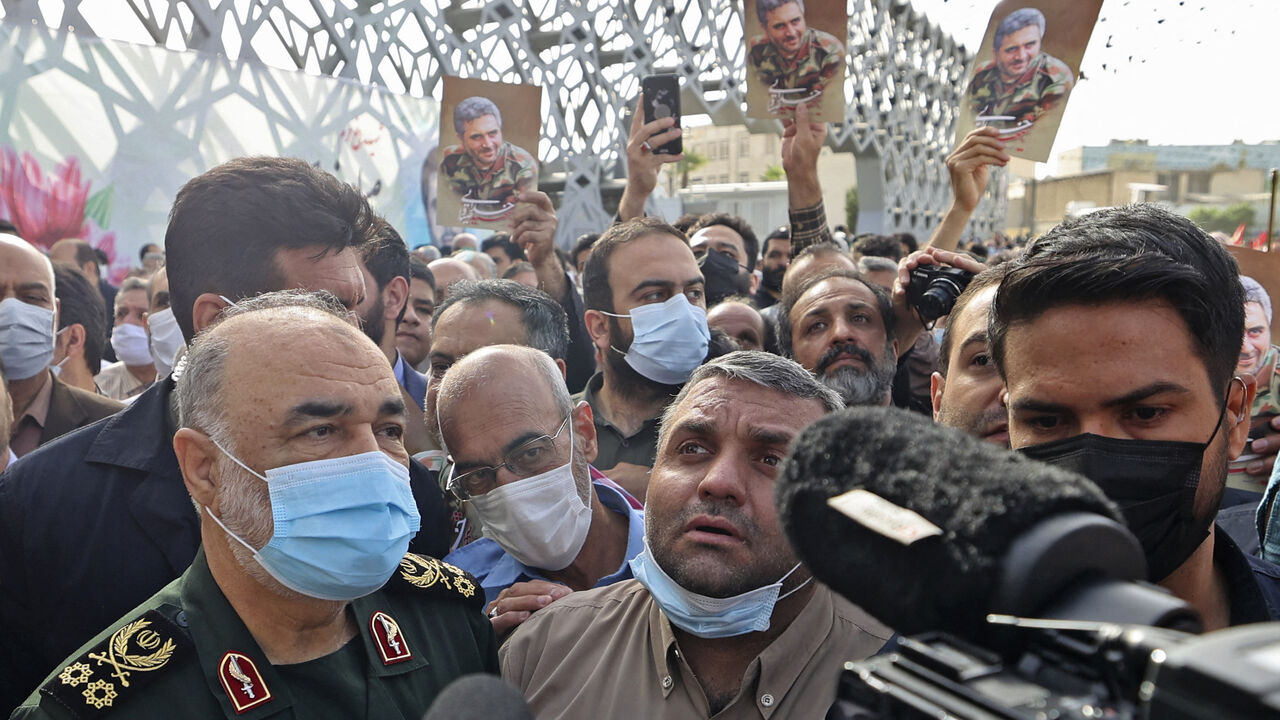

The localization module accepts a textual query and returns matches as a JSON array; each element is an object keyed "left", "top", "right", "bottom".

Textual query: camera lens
[{"left": 918, "top": 279, "right": 963, "bottom": 322}]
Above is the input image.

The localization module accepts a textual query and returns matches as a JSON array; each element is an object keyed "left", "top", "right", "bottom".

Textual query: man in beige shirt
[{"left": 502, "top": 351, "right": 892, "bottom": 719}]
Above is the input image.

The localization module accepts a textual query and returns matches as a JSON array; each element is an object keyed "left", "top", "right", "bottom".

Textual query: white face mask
[
  {"left": 147, "top": 308, "right": 185, "bottom": 378},
  {"left": 111, "top": 323, "right": 154, "bottom": 367},
  {"left": 0, "top": 297, "right": 56, "bottom": 380},
  {"left": 467, "top": 429, "right": 592, "bottom": 571}
]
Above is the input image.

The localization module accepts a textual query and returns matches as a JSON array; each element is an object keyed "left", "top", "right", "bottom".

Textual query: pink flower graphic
[{"left": 1, "top": 146, "right": 126, "bottom": 283}]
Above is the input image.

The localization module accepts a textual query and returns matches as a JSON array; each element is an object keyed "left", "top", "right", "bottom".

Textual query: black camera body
[
  {"left": 830, "top": 623, "right": 1280, "bottom": 719},
  {"left": 904, "top": 266, "right": 975, "bottom": 324}
]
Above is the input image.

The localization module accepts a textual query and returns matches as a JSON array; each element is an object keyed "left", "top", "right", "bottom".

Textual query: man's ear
[
  {"left": 930, "top": 371, "right": 945, "bottom": 422},
  {"left": 554, "top": 358, "right": 567, "bottom": 380},
  {"left": 1227, "top": 375, "right": 1257, "bottom": 459},
  {"left": 174, "top": 427, "right": 221, "bottom": 509},
  {"left": 572, "top": 401, "right": 598, "bottom": 466},
  {"left": 58, "top": 323, "right": 86, "bottom": 360},
  {"left": 583, "top": 309, "right": 610, "bottom": 352},
  {"left": 191, "top": 293, "right": 231, "bottom": 336},
  {"left": 383, "top": 276, "right": 409, "bottom": 323}
]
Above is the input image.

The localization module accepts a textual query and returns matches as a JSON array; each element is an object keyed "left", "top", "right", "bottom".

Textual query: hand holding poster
[
  {"left": 743, "top": 0, "right": 847, "bottom": 121},
  {"left": 437, "top": 76, "right": 542, "bottom": 229},
  {"left": 954, "top": 0, "right": 1103, "bottom": 162}
]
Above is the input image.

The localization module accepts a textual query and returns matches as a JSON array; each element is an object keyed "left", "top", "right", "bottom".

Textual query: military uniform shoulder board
[
  {"left": 40, "top": 608, "right": 192, "bottom": 719},
  {"left": 390, "top": 553, "right": 484, "bottom": 610}
]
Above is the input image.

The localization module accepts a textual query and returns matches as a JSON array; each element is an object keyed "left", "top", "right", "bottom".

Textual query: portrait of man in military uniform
[
  {"left": 744, "top": 0, "right": 846, "bottom": 120},
  {"left": 967, "top": 8, "right": 1074, "bottom": 129},
  {"left": 954, "top": 0, "right": 1102, "bottom": 162},
  {"left": 437, "top": 78, "right": 541, "bottom": 228}
]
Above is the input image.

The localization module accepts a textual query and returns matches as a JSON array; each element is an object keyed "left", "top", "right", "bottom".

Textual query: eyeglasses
[{"left": 445, "top": 414, "right": 573, "bottom": 501}]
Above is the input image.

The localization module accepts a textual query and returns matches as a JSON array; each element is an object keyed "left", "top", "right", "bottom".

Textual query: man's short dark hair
[
  {"left": 583, "top": 217, "right": 688, "bottom": 313},
  {"left": 990, "top": 204, "right": 1243, "bottom": 393},
  {"left": 138, "top": 243, "right": 161, "bottom": 263},
  {"left": 756, "top": 0, "right": 804, "bottom": 26},
  {"left": 453, "top": 96, "right": 501, "bottom": 136},
  {"left": 408, "top": 254, "right": 436, "bottom": 293},
  {"left": 895, "top": 233, "right": 918, "bottom": 254},
  {"left": 480, "top": 233, "right": 524, "bottom": 263},
  {"left": 937, "top": 264, "right": 1008, "bottom": 377},
  {"left": 672, "top": 213, "right": 701, "bottom": 235},
  {"left": 362, "top": 217, "right": 410, "bottom": 293},
  {"left": 432, "top": 279, "right": 570, "bottom": 360},
  {"left": 851, "top": 234, "right": 902, "bottom": 263},
  {"left": 776, "top": 267, "right": 894, "bottom": 359},
  {"left": 52, "top": 263, "right": 107, "bottom": 375},
  {"left": 165, "top": 156, "right": 373, "bottom": 343},
  {"left": 994, "top": 8, "right": 1046, "bottom": 50},
  {"left": 572, "top": 233, "right": 600, "bottom": 264},
  {"left": 502, "top": 261, "right": 536, "bottom": 280},
  {"left": 688, "top": 213, "right": 760, "bottom": 272}
]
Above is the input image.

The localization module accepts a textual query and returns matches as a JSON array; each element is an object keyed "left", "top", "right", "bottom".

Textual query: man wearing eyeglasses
[{"left": 437, "top": 345, "right": 644, "bottom": 637}]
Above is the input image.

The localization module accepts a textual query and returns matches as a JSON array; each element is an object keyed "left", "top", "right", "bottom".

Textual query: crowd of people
[{"left": 1, "top": 87, "right": 1279, "bottom": 719}]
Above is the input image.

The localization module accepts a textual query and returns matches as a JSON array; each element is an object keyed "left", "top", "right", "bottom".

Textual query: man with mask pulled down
[
  {"left": 578, "top": 217, "right": 710, "bottom": 502},
  {"left": 11, "top": 293, "right": 495, "bottom": 719},
  {"left": 437, "top": 345, "right": 644, "bottom": 637},
  {"left": 991, "top": 204, "right": 1280, "bottom": 630},
  {"left": 502, "top": 351, "right": 891, "bottom": 718}
]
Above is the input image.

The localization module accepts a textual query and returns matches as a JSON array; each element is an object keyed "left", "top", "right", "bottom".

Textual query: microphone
[
  {"left": 776, "top": 406, "right": 1198, "bottom": 641},
  {"left": 422, "top": 674, "right": 534, "bottom": 720}
]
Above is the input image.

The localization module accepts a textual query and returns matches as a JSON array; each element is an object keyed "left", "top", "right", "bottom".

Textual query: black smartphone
[{"left": 641, "top": 74, "right": 682, "bottom": 156}]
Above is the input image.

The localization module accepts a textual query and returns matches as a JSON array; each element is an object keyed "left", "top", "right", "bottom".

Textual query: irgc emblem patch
[{"left": 41, "top": 609, "right": 190, "bottom": 717}]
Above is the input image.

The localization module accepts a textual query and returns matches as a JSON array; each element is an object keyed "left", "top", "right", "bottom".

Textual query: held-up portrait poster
[
  {"left": 436, "top": 76, "right": 542, "bottom": 230},
  {"left": 954, "top": 0, "right": 1103, "bottom": 162},
  {"left": 743, "top": 0, "right": 847, "bottom": 121}
]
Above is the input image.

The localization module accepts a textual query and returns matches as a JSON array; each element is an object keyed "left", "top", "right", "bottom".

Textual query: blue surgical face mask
[
  {"left": 602, "top": 294, "right": 710, "bottom": 385},
  {"left": 0, "top": 297, "right": 57, "bottom": 380},
  {"left": 206, "top": 442, "right": 421, "bottom": 601},
  {"left": 629, "top": 543, "right": 811, "bottom": 638}
]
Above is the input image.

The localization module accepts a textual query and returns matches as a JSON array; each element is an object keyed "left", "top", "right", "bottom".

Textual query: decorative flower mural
[{"left": 0, "top": 146, "right": 128, "bottom": 284}]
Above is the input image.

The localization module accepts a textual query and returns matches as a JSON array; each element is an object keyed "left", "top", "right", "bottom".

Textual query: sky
[{"left": 910, "top": 0, "right": 1280, "bottom": 176}]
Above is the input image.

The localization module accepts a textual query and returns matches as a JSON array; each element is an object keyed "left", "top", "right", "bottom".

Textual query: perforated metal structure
[{"left": 2, "top": 0, "right": 1004, "bottom": 243}]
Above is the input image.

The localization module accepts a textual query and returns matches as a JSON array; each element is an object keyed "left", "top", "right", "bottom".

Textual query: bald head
[
  {"left": 428, "top": 258, "right": 480, "bottom": 301},
  {"left": 48, "top": 238, "right": 97, "bottom": 272},
  {"left": 0, "top": 234, "right": 56, "bottom": 307},
  {"left": 436, "top": 344, "right": 568, "bottom": 443}
]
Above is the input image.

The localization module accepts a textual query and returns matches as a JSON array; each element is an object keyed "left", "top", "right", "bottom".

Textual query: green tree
[
  {"left": 759, "top": 165, "right": 785, "bottom": 182},
  {"left": 1187, "top": 202, "right": 1256, "bottom": 235},
  {"left": 845, "top": 186, "right": 859, "bottom": 233},
  {"left": 674, "top": 150, "right": 708, "bottom": 191}
]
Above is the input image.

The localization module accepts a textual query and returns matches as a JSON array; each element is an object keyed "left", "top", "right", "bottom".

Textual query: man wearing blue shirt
[{"left": 437, "top": 345, "right": 644, "bottom": 637}]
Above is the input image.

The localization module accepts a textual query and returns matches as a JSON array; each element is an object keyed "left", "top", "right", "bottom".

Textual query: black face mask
[
  {"left": 699, "top": 249, "right": 751, "bottom": 306},
  {"left": 1020, "top": 433, "right": 1211, "bottom": 581},
  {"left": 760, "top": 265, "right": 785, "bottom": 293}
]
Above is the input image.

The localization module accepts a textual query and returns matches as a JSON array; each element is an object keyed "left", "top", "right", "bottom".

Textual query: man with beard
[
  {"left": 356, "top": 218, "right": 432, "bottom": 455},
  {"left": 777, "top": 267, "right": 897, "bottom": 407},
  {"left": 991, "top": 204, "right": 1280, "bottom": 629},
  {"left": 579, "top": 217, "right": 709, "bottom": 502},
  {"left": 501, "top": 351, "right": 890, "bottom": 717},
  {"left": 754, "top": 226, "right": 791, "bottom": 309},
  {"left": 931, "top": 265, "right": 1010, "bottom": 446}
]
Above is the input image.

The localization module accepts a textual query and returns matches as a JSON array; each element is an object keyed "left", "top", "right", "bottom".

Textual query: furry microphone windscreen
[{"left": 776, "top": 405, "right": 1121, "bottom": 637}]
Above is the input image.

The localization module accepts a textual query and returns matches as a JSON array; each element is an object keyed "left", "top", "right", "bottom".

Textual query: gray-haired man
[
  {"left": 441, "top": 96, "right": 538, "bottom": 207},
  {"left": 502, "top": 350, "right": 890, "bottom": 718}
]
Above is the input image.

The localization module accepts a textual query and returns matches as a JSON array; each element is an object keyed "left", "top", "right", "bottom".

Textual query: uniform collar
[
  {"left": 646, "top": 579, "right": 833, "bottom": 717},
  {"left": 183, "top": 549, "right": 430, "bottom": 719}
]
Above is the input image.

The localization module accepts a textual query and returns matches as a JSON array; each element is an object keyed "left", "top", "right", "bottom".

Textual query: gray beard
[{"left": 820, "top": 361, "right": 895, "bottom": 407}]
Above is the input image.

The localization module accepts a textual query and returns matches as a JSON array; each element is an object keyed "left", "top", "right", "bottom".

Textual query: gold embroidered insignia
[
  {"left": 82, "top": 680, "right": 117, "bottom": 709},
  {"left": 452, "top": 574, "right": 477, "bottom": 599},
  {"left": 369, "top": 611, "right": 413, "bottom": 665},
  {"left": 219, "top": 651, "right": 273, "bottom": 714},
  {"left": 58, "top": 662, "right": 93, "bottom": 687},
  {"left": 39, "top": 609, "right": 191, "bottom": 717},
  {"left": 87, "top": 618, "right": 177, "bottom": 687},
  {"left": 396, "top": 553, "right": 484, "bottom": 608}
]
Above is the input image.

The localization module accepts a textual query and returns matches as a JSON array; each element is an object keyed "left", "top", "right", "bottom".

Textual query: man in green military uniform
[
  {"left": 12, "top": 293, "right": 496, "bottom": 719},
  {"left": 440, "top": 96, "right": 537, "bottom": 222},
  {"left": 747, "top": 0, "right": 844, "bottom": 113},
  {"left": 967, "top": 7, "right": 1075, "bottom": 125}
]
